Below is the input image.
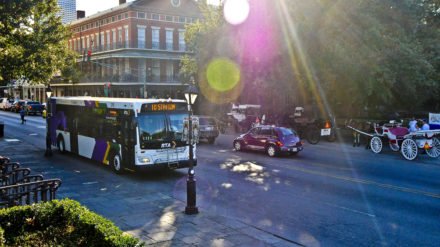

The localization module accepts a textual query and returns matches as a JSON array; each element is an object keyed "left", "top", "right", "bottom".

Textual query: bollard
[{"left": 0, "top": 121, "right": 4, "bottom": 138}]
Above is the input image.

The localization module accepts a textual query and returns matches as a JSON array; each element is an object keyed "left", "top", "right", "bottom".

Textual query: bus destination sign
[{"left": 142, "top": 103, "right": 186, "bottom": 112}]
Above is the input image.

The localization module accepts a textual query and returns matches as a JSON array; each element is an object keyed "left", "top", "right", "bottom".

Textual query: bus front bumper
[{"left": 135, "top": 159, "right": 197, "bottom": 170}]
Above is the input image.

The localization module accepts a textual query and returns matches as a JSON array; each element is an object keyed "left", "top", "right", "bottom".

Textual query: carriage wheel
[
  {"left": 426, "top": 137, "right": 440, "bottom": 158},
  {"left": 370, "top": 136, "right": 383, "bottom": 154},
  {"left": 389, "top": 142, "right": 400, "bottom": 152},
  {"left": 401, "top": 139, "right": 418, "bottom": 161}
]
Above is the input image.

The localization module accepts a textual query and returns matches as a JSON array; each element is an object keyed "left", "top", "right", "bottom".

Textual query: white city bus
[{"left": 47, "top": 97, "right": 195, "bottom": 173}]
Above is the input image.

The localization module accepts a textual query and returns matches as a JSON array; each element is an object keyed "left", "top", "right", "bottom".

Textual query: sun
[{"left": 223, "top": 0, "right": 250, "bottom": 25}]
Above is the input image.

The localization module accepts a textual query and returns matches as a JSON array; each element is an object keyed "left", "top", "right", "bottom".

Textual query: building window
[
  {"left": 112, "top": 30, "right": 116, "bottom": 49},
  {"left": 124, "top": 26, "right": 129, "bottom": 48},
  {"left": 166, "top": 29, "right": 173, "bottom": 51},
  {"left": 118, "top": 29, "right": 123, "bottom": 48},
  {"left": 106, "top": 32, "right": 111, "bottom": 49},
  {"left": 138, "top": 12, "right": 145, "bottom": 19},
  {"left": 179, "top": 16, "right": 185, "bottom": 23},
  {"left": 86, "top": 36, "right": 90, "bottom": 49},
  {"left": 152, "top": 28, "right": 160, "bottom": 49},
  {"left": 125, "top": 13, "right": 128, "bottom": 19},
  {"left": 165, "top": 15, "right": 173, "bottom": 22},
  {"left": 118, "top": 14, "right": 121, "bottom": 20},
  {"left": 166, "top": 62, "right": 174, "bottom": 81},
  {"left": 138, "top": 27, "right": 145, "bottom": 48},
  {"left": 152, "top": 60, "right": 160, "bottom": 81},
  {"left": 152, "top": 13, "right": 159, "bottom": 20},
  {"left": 100, "top": 32, "right": 105, "bottom": 48},
  {"left": 112, "top": 16, "right": 115, "bottom": 22},
  {"left": 179, "top": 30, "right": 185, "bottom": 51}
]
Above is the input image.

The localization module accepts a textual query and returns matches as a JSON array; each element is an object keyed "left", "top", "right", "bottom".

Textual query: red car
[{"left": 233, "top": 125, "right": 303, "bottom": 157}]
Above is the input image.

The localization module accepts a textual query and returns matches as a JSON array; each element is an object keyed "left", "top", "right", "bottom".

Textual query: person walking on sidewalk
[{"left": 19, "top": 106, "right": 26, "bottom": 124}]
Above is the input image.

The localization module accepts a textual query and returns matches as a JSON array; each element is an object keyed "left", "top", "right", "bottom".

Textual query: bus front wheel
[{"left": 112, "top": 154, "right": 124, "bottom": 174}]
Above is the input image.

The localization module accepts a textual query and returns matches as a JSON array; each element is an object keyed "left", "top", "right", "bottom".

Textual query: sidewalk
[{"left": 0, "top": 136, "right": 301, "bottom": 247}]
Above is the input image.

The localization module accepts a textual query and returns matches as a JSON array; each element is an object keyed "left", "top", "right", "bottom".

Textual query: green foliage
[
  {"left": 0, "top": 0, "right": 73, "bottom": 86},
  {"left": 184, "top": 0, "right": 440, "bottom": 116},
  {"left": 180, "top": 1, "right": 225, "bottom": 80},
  {"left": 0, "top": 199, "right": 143, "bottom": 247}
]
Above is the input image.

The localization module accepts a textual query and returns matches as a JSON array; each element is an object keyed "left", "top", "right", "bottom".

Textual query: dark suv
[
  {"left": 196, "top": 115, "right": 219, "bottom": 144},
  {"left": 233, "top": 125, "right": 303, "bottom": 157}
]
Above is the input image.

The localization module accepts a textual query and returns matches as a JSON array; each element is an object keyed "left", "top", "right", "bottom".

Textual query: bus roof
[{"left": 51, "top": 96, "right": 187, "bottom": 111}]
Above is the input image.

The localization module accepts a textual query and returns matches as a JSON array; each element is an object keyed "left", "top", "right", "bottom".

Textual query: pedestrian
[
  {"left": 417, "top": 119, "right": 430, "bottom": 131},
  {"left": 408, "top": 117, "right": 418, "bottom": 132},
  {"left": 19, "top": 106, "right": 26, "bottom": 124}
]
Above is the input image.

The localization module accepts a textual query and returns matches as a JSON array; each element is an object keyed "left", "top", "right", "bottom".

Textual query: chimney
[
  {"left": 119, "top": 0, "right": 126, "bottom": 5},
  {"left": 77, "top": 10, "right": 85, "bottom": 19}
]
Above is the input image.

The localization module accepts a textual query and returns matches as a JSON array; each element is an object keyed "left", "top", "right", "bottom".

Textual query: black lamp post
[
  {"left": 44, "top": 86, "right": 52, "bottom": 157},
  {"left": 184, "top": 80, "right": 199, "bottom": 215}
]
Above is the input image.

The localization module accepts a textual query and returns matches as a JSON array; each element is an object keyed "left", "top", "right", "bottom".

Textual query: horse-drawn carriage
[{"left": 347, "top": 120, "right": 440, "bottom": 161}]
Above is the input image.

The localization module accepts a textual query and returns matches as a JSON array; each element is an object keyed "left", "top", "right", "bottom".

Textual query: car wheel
[
  {"left": 234, "top": 141, "right": 242, "bottom": 151},
  {"left": 306, "top": 126, "right": 320, "bottom": 144},
  {"left": 112, "top": 154, "right": 124, "bottom": 174},
  {"left": 57, "top": 135, "right": 66, "bottom": 154},
  {"left": 208, "top": 137, "right": 216, "bottom": 144},
  {"left": 267, "top": 145, "right": 278, "bottom": 157}
]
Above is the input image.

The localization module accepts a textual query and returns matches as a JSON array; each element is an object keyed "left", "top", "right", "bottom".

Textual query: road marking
[
  {"left": 325, "top": 202, "right": 376, "bottom": 218},
  {"left": 37, "top": 126, "right": 46, "bottom": 129},
  {"left": 29, "top": 133, "right": 38, "bottom": 136},
  {"left": 286, "top": 165, "right": 440, "bottom": 199},
  {"left": 82, "top": 181, "right": 98, "bottom": 185},
  {"left": 4, "top": 139, "right": 20, "bottom": 142}
]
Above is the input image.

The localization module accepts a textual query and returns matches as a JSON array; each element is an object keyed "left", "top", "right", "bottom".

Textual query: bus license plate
[
  {"left": 321, "top": 128, "right": 331, "bottom": 136},
  {"left": 290, "top": 148, "right": 297, "bottom": 152}
]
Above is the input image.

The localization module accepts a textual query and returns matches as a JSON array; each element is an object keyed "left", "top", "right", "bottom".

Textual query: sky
[
  {"left": 76, "top": 0, "right": 221, "bottom": 17},
  {"left": 76, "top": 0, "right": 135, "bottom": 17}
]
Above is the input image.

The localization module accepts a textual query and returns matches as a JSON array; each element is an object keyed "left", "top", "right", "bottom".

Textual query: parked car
[
  {"left": 25, "top": 101, "right": 44, "bottom": 115},
  {"left": 195, "top": 115, "right": 220, "bottom": 144},
  {"left": 10, "top": 100, "right": 26, "bottom": 113},
  {"left": 233, "top": 125, "right": 303, "bottom": 157},
  {"left": 0, "top": 98, "right": 14, "bottom": 111}
]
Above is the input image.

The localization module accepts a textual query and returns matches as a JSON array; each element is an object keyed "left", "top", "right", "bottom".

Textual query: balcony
[{"left": 74, "top": 41, "right": 187, "bottom": 54}]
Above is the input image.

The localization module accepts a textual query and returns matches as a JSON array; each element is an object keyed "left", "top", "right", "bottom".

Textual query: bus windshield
[{"left": 137, "top": 112, "right": 187, "bottom": 149}]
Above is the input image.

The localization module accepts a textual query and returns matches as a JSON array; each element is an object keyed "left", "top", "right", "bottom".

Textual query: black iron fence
[{"left": 0, "top": 156, "right": 62, "bottom": 209}]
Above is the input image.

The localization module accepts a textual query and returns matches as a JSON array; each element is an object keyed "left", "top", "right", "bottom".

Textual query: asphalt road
[{"left": 1, "top": 110, "right": 439, "bottom": 246}]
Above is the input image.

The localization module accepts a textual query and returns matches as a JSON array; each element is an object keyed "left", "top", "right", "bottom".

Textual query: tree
[
  {"left": 0, "top": 0, "right": 73, "bottom": 86},
  {"left": 182, "top": 0, "right": 440, "bottom": 116}
]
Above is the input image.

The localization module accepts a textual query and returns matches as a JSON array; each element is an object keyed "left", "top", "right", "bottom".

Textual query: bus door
[
  {"left": 70, "top": 117, "right": 79, "bottom": 154},
  {"left": 119, "top": 115, "right": 135, "bottom": 168}
]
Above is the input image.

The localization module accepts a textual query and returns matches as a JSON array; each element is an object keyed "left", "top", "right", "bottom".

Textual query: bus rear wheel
[
  {"left": 112, "top": 154, "right": 124, "bottom": 174},
  {"left": 57, "top": 135, "right": 66, "bottom": 154}
]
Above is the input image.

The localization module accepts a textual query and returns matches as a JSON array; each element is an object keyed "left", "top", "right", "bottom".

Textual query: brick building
[{"left": 52, "top": 0, "right": 200, "bottom": 99}]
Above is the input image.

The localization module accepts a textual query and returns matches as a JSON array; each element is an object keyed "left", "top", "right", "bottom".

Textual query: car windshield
[
  {"left": 27, "top": 101, "right": 40, "bottom": 104},
  {"left": 137, "top": 112, "right": 186, "bottom": 149},
  {"left": 199, "top": 117, "right": 216, "bottom": 125}
]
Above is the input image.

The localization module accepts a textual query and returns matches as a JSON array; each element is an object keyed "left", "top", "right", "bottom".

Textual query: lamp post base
[
  {"left": 185, "top": 174, "right": 198, "bottom": 215},
  {"left": 185, "top": 206, "right": 199, "bottom": 215}
]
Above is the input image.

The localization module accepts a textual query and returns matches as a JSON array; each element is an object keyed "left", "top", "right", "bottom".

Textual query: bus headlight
[{"left": 138, "top": 157, "right": 150, "bottom": 163}]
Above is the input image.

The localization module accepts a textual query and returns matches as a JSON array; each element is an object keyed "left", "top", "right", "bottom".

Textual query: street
[{"left": 0, "top": 110, "right": 439, "bottom": 246}]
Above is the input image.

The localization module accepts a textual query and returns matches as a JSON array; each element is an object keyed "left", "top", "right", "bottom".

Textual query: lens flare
[
  {"left": 206, "top": 58, "right": 240, "bottom": 92},
  {"left": 224, "top": 0, "right": 250, "bottom": 25},
  {"left": 200, "top": 58, "right": 243, "bottom": 105}
]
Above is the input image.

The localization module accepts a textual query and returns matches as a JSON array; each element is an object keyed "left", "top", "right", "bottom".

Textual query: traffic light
[{"left": 87, "top": 50, "right": 92, "bottom": 62}]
